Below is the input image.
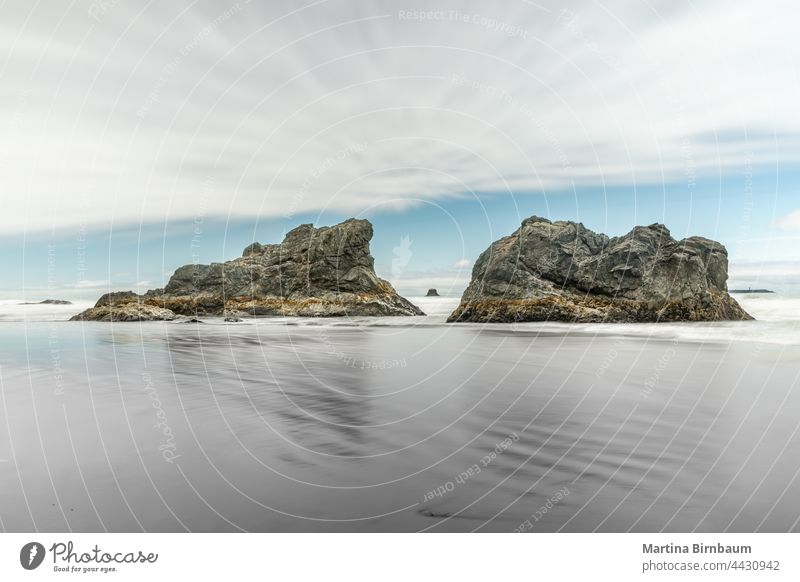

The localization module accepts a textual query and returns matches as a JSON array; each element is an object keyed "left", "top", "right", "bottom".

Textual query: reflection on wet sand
[{"left": 0, "top": 320, "right": 799, "bottom": 531}]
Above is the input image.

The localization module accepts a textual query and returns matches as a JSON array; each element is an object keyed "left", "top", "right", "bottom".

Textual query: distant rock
[
  {"left": 729, "top": 289, "right": 774, "bottom": 294},
  {"left": 174, "top": 315, "right": 204, "bottom": 323},
  {"left": 71, "top": 219, "right": 424, "bottom": 321},
  {"left": 425, "top": 288, "right": 440, "bottom": 297},
  {"left": 447, "top": 216, "right": 753, "bottom": 323},
  {"left": 19, "top": 299, "right": 72, "bottom": 305}
]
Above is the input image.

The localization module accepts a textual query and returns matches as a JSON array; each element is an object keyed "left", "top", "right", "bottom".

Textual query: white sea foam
[
  {"left": 1, "top": 293, "right": 797, "bottom": 345},
  {"left": 732, "top": 293, "right": 800, "bottom": 322},
  {"left": 405, "top": 296, "right": 461, "bottom": 317},
  {"left": 237, "top": 294, "right": 800, "bottom": 346},
  {"left": 0, "top": 299, "right": 92, "bottom": 322}
]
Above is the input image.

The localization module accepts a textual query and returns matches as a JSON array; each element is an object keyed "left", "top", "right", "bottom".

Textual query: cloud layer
[{"left": 1, "top": 0, "right": 798, "bottom": 234}]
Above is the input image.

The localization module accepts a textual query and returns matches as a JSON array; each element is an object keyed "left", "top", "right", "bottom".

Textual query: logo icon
[{"left": 20, "top": 542, "right": 45, "bottom": 570}]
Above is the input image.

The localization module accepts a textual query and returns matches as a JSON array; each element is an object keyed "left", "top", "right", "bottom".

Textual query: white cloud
[
  {"left": 66, "top": 280, "right": 111, "bottom": 289},
  {"left": 772, "top": 211, "right": 800, "bottom": 231},
  {"left": 453, "top": 259, "right": 472, "bottom": 268},
  {"left": 1, "top": 0, "right": 798, "bottom": 233},
  {"left": 731, "top": 261, "right": 800, "bottom": 279},
  {"left": 729, "top": 260, "right": 800, "bottom": 293}
]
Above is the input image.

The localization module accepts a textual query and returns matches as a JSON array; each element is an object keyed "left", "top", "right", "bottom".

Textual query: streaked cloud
[
  {"left": 1, "top": 0, "right": 798, "bottom": 237},
  {"left": 772, "top": 210, "right": 800, "bottom": 232},
  {"left": 65, "top": 279, "right": 111, "bottom": 289}
]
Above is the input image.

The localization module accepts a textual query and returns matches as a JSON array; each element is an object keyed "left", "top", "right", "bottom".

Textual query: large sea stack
[
  {"left": 72, "top": 219, "right": 424, "bottom": 321},
  {"left": 447, "top": 216, "right": 752, "bottom": 323}
]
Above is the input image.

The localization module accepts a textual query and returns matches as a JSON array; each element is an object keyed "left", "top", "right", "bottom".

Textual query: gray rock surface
[
  {"left": 425, "top": 288, "right": 440, "bottom": 297},
  {"left": 223, "top": 310, "right": 243, "bottom": 322},
  {"left": 71, "top": 219, "right": 424, "bottom": 321},
  {"left": 448, "top": 216, "right": 752, "bottom": 323}
]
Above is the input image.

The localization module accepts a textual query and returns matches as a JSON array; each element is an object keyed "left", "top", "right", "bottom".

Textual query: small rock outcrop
[
  {"left": 20, "top": 299, "right": 73, "bottom": 305},
  {"left": 425, "top": 288, "right": 440, "bottom": 297},
  {"left": 447, "top": 216, "right": 752, "bottom": 323},
  {"left": 71, "top": 219, "right": 424, "bottom": 321},
  {"left": 70, "top": 301, "right": 175, "bottom": 322},
  {"left": 223, "top": 311, "right": 243, "bottom": 322}
]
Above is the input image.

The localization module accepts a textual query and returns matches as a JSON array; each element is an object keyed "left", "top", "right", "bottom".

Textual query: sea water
[{"left": 0, "top": 294, "right": 798, "bottom": 532}]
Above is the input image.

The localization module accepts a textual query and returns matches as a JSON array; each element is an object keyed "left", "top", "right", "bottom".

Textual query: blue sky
[
  {"left": 5, "top": 166, "right": 798, "bottom": 300},
  {"left": 2, "top": 0, "right": 800, "bottom": 299}
]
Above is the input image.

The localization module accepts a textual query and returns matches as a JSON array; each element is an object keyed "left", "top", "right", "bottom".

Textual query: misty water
[{"left": 1, "top": 295, "right": 799, "bottom": 532}]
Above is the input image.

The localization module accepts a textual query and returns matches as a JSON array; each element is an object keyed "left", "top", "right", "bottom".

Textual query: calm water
[{"left": 0, "top": 295, "right": 799, "bottom": 532}]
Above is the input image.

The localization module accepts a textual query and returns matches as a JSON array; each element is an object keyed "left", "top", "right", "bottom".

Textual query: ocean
[{"left": 0, "top": 294, "right": 798, "bottom": 532}]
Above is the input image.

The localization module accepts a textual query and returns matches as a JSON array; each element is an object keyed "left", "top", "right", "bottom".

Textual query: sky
[{"left": 2, "top": 0, "right": 799, "bottom": 299}]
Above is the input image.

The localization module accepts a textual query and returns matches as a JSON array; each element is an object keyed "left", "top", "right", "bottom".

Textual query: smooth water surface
[{"left": 1, "top": 295, "right": 799, "bottom": 532}]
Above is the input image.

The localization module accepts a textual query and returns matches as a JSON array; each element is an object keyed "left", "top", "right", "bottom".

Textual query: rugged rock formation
[
  {"left": 425, "top": 288, "right": 440, "bottom": 297},
  {"left": 447, "top": 216, "right": 752, "bottom": 323},
  {"left": 71, "top": 219, "right": 424, "bottom": 321}
]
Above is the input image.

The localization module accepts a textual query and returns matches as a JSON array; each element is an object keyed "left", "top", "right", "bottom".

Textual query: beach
[{"left": 0, "top": 294, "right": 798, "bottom": 532}]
